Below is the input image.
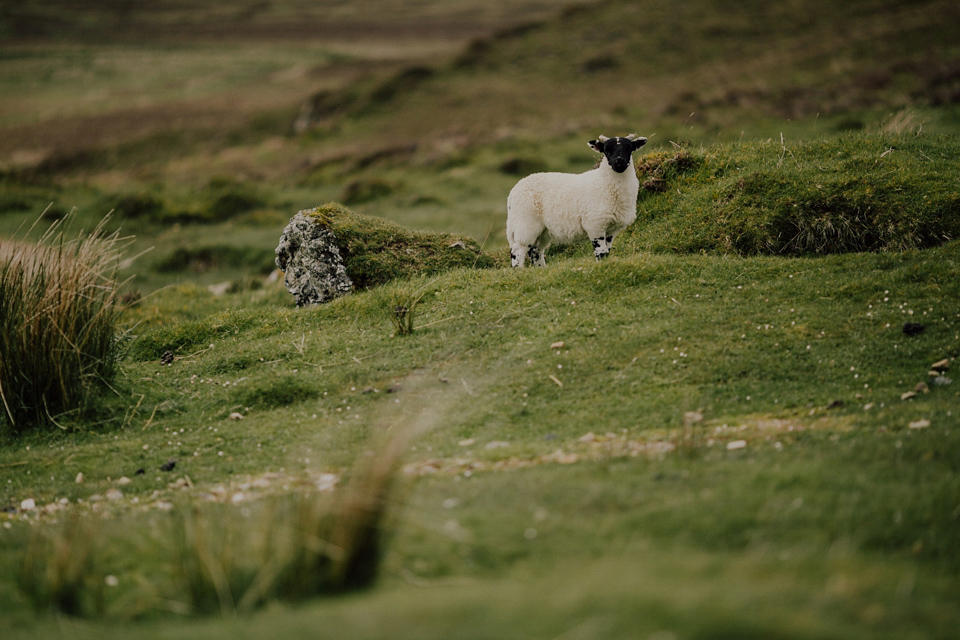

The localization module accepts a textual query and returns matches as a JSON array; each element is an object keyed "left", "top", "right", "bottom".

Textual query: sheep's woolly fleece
[{"left": 506, "top": 134, "right": 646, "bottom": 267}]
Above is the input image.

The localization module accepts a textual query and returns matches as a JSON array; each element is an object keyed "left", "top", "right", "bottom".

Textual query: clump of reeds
[
  {"left": 0, "top": 215, "right": 127, "bottom": 432},
  {"left": 385, "top": 289, "right": 426, "bottom": 336},
  {"left": 174, "top": 427, "right": 408, "bottom": 615},
  {"left": 17, "top": 513, "right": 106, "bottom": 618},
  {"left": 17, "top": 424, "right": 412, "bottom": 618}
]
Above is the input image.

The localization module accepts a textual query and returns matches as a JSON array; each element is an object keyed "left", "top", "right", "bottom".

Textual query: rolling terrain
[{"left": 2, "top": 1, "right": 960, "bottom": 638}]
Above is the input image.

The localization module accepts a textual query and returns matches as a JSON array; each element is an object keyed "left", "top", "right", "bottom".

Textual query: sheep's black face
[{"left": 589, "top": 136, "right": 647, "bottom": 173}]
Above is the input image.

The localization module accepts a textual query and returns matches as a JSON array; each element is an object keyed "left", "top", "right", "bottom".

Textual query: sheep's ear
[
  {"left": 588, "top": 139, "right": 604, "bottom": 153},
  {"left": 632, "top": 137, "right": 648, "bottom": 150}
]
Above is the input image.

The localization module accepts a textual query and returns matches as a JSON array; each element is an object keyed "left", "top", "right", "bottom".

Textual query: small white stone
[
  {"left": 726, "top": 440, "right": 747, "bottom": 450},
  {"left": 20, "top": 498, "right": 36, "bottom": 511},
  {"left": 908, "top": 419, "right": 931, "bottom": 429},
  {"left": 316, "top": 473, "right": 338, "bottom": 491}
]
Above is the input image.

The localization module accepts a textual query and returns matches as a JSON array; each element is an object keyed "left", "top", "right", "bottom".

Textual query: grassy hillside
[
  {"left": 3, "top": 236, "right": 959, "bottom": 636},
  {"left": 3, "top": 0, "right": 960, "bottom": 294},
  {"left": 3, "top": 0, "right": 960, "bottom": 637}
]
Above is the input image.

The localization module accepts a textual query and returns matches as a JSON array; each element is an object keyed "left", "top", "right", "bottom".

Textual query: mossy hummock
[{"left": 276, "top": 203, "right": 496, "bottom": 306}]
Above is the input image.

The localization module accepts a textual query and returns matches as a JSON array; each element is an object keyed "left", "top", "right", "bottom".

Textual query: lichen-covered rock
[
  {"left": 275, "top": 210, "right": 353, "bottom": 306},
  {"left": 276, "top": 203, "right": 498, "bottom": 306}
]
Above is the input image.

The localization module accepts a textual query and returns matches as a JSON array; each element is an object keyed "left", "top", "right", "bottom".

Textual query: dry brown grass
[{"left": 0, "top": 215, "right": 128, "bottom": 432}]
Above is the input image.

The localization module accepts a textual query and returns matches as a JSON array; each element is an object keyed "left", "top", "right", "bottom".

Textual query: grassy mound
[
  {"left": 619, "top": 133, "right": 960, "bottom": 256},
  {"left": 305, "top": 203, "right": 499, "bottom": 290}
]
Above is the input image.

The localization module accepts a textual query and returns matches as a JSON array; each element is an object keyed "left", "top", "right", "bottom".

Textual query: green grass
[
  {"left": 3, "top": 0, "right": 960, "bottom": 636},
  {"left": 2, "top": 238, "right": 959, "bottom": 636},
  {"left": 625, "top": 133, "right": 960, "bottom": 256}
]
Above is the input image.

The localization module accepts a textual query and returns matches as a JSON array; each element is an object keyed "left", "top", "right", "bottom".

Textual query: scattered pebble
[
  {"left": 315, "top": 473, "right": 338, "bottom": 492},
  {"left": 75, "top": 472, "right": 84, "bottom": 484},
  {"left": 20, "top": 498, "right": 36, "bottom": 511},
  {"left": 908, "top": 419, "right": 931, "bottom": 429},
  {"left": 550, "top": 341, "right": 565, "bottom": 349},
  {"left": 485, "top": 441, "right": 511, "bottom": 450},
  {"left": 229, "top": 412, "right": 245, "bottom": 421},
  {"left": 931, "top": 358, "right": 950, "bottom": 372},
  {"left": 105, "top": 489, "right": 124, "bottom": 501},
  {"left": 901, "top": 391, "right": 917, "bottom": 401},
  {"left": 726, "top": 440, "right": 747, "bottom": 450},
  {"left": 117, "top": 476, "right": 132, "bottom": 486}
]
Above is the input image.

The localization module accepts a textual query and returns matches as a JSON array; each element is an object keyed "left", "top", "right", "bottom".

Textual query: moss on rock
[{"left": 289, "top": 203, "right": 497, "bottom": 295}]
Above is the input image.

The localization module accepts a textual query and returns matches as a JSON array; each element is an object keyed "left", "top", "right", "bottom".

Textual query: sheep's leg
[
  {"left": 510, "top": 247, "right": 525, "bottom": 268},
  {"left": 605, "top": 232, "right": 617, "bottom": 256},
  {"left": 527, "top": 245, "right": 544, "bottom": 267},
  {"left": 590, "top": 236, "right": 612, "bottom": 260},
  {"left": 590, "top": 229, "right": 620, "bottom": 260}
]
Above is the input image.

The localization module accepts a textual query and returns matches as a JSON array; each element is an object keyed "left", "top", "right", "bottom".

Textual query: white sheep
[{"left": 506, "top": 134, "right": 647, "bottom": 267}]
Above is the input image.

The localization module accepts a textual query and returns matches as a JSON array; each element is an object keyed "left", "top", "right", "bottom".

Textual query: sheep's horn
[
  {"left": 625, "top": 133, "right": 640, "bottom": 141},
  {"left": 597, "top": 135, "right": 610, "bottom": 143}
]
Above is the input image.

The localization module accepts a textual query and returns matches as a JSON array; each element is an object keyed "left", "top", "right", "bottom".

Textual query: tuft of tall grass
[
  {"left": 384, "top": 289, "right": 427, "bottom": 336},
  {"left": 16, "top": 422, "right": 414, "bottom": 618},
  {"left": 0, "top": 215, "right": 127, "bottom": 432},
  {"left": 174, "top": 425, "right": 410, "bottom": 615},
  {"left": 17, "top": 514, "right": 106, "bottom": 618}
]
